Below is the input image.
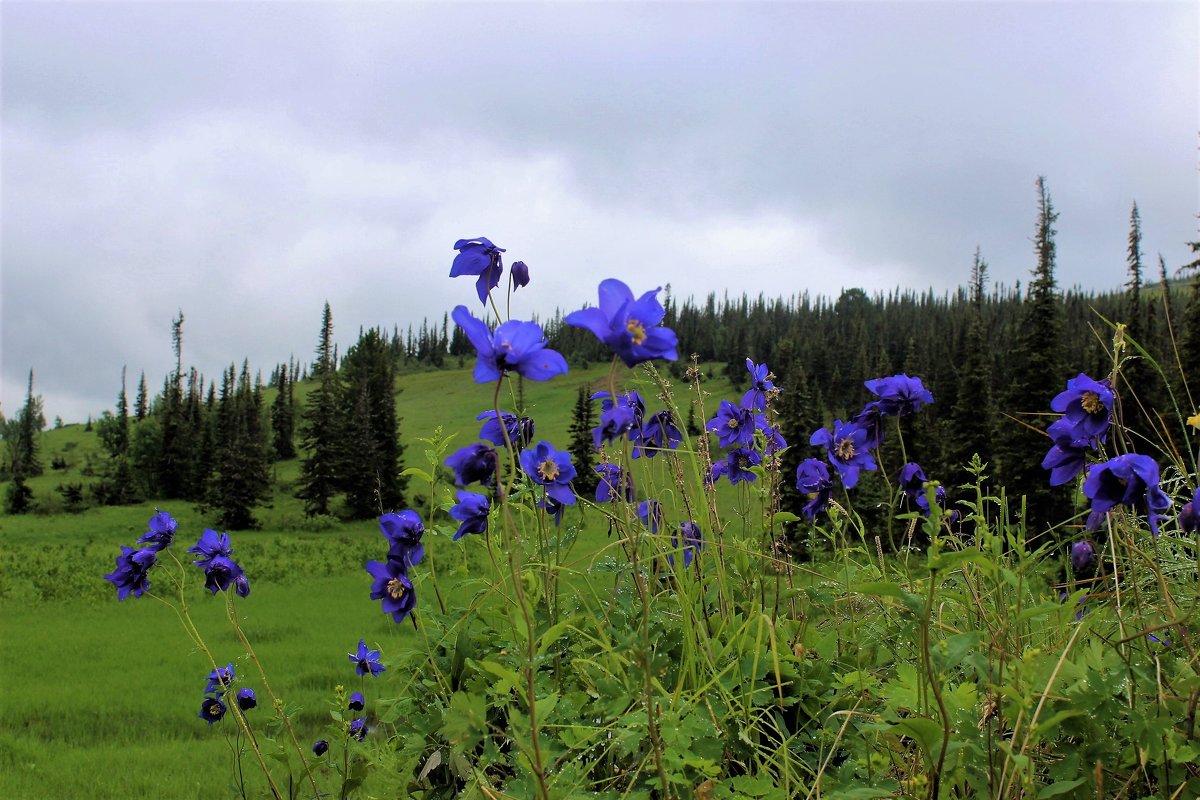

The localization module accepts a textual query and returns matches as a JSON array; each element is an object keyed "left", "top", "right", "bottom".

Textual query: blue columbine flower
[
  {"left": 348, "top": 692, "right": 365, "bottom": 712},
  {"left": 795, "top": 458, "right": 833, "bottom": 520},
  {"left": 898, "top": 463, "right": 944, "bottom": 515},
  {"left": 452, "top": 306, "right": 568, "bottom": 384},
  {"left": 538, "top": 496, "right": 566, "bottom": 527},
  {"left": 1070, "top": 540, "right": 1096, "bottom": 575},
  {"left": 104, "top": 545, "right": 157, "bottom": 600},
  {"left": 1179, "top": 488, "right": 1200, "bottom": 533},
  {"left": 349, "top": 718, "right": 368, "bottom": 741},
  {"left": 477, "top": 410, "right": 534, "bottom": 450},
  {"left": 810, "top": 420, "right": 877, "bottom": 489},
  {"left": 850, "top": 401, "right": 888, "bottom": 450},
  {"left": 1041, "top": 437, "right": 1091, "bottom": 487},
  {"left": 379, "top": 510, "right": 425, "bottom": 569},
  {"left": 200, "top": 555, "right": 246, "bottom": 595},
  {"left": 1050, "top": 373, "right": 1114, "bottom": 443},
  {"left": 565, "top": 279, "right": 679, "bottom": 367},
  {"left": 449, "top": 491, "right": 490, "bottom": 541},
  {"left": 199, "top": 696, "right": 227, "bottom": 726},
  {"left": 706, "top": 400, "right": 756, "bottom": 448},
  {"left": 136, "top": 510, "right": 177, "bottom": 551},
  {"left": 237, "top": 688, "right": 257, "bottom": 711},
  {"left": 742, "top": 360, "right": 775, "bottom": 411},
  {"left": 710, "top": 447, "right": 762, "bottom": 486},
  {"left": 205, "top": 663, "right": 236, "bottom": 694},
  {"left": 633, "top": 410, "right": 682, "bottom": 459},
  {"left": 760, "top": 423, "right": 787, "bottom": 457},
  {"left": 1082, "top": 453, "right": 1172, "bottom": 535},
  {"left": 590, "top": 390, "right": 645, "bottom": 448},
  {"left": 450, "top": 237, "right": 506, "bottom": 305},
  {"left": 670, "top": 521, "right": 703, "bottom": 568},
  {"left": 637, "top": 499, "right": 664, "bottom": 534},
  {"left": 313, "top": 739, "right": 329, "bottom": 757},
  {"left": 349, "top": 640, "right": 386, "bottom": 677},
  {"left": 864, "top": 374, "right": 934, "bottom": 417},
  {"left": 446, "top": 443, "right": 498, "bottom": 487},
  {"left": 188, "top": 529, "right": 234, "bottom": 566},
  {"left": 520, "top": 441, "right": 577, "bottom": 506},
  {"left": 595, "top": 463, "right": 635, "bottom": 503},
  {"left": 510, "top": 260, "right": 530, "bottom": 290},
  {"left": 365, "top": 559, "right": 417, "bottom": 624}
]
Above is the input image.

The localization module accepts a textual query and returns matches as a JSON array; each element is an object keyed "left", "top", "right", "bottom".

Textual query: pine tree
[
  {"left": 4, "top": 371, "right": 44, "bottom": 513},
  {"left": 1119, "top": 202, "right": 1154, "bottom": 445},
  {"left": 339, "top": 327, "right": 404, "bottom": 518},
  {"left": 94, "top": 367, "right": 138, "bottom": 505},
  {"left": 134, "top": 371, "right": 149, "bottom": 421},
  {"left": 946, "top": 249, "right": 994, "bottom": 477},
  {"left": 158, "top": 311, "right": 193, "bottom": 498},
  {"left": 299, "top": 303, "right": 347, "bottom": 516},
  {"left": 271, "top": 364, "right": 297, "bottom": 460},
  {"left": 209, "top": 362, "right": 271, "bottom": 529},
  {"left": 567, "top": 384, "right": 599, "bottom": 496}
]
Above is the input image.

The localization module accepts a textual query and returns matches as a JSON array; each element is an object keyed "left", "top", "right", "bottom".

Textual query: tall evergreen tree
[
  {"left": 567, "top": 384, "right": 599, "bottom": 496},
  {"left": 94, "top": 367, "right": 138, "bottom": 505},
  {"left": 157, "top": 311, "right": 194, "bottom": 498},
  {"left": 3, "top": 370, "right": 44, "bottom": 513},
  {"left": 271, "top": 364, "right": 297, "bottom": 460},
  {"left": 1119, "top": 201, "right": 1154, "bottom": 445},
  {"left": 134, "top": 371, "right": 149, "bottom": 421},
  {"left": 299, "top": 302, "right": 346, "bottom": 516},
  {"left": 209, "top": 362, "right": 271, "bottom": 529},
  {"left": 946, "top": 249, "right": 994, "bottom": 477},
  {"left": 339, "top": 327, "right": 404, "bottom": 518}
]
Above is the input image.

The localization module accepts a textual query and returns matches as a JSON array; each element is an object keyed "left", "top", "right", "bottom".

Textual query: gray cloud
[{"left": 3, "top": 1, "right": 1196, "bottom": 422}]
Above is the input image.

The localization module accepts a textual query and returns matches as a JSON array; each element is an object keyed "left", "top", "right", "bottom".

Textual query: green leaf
[
  {"left": 852, "top": 581, "right": 924, "bottom": 614},
  {"left": 401, "top": 467, "right": 433, "bottom": 483},
  {"left": 471, "top": 658, "right": 524, "bottom": 694},
  {"left": 1036, "top": 778, "right": 1086, "bottom": 798},
  {"left": 772, "top": 511, "right": 801, "bottom": 525},
  {"left": 441, "top": 690, "right": 487, "bottom": 750},
  {"left": 536, "top": 615, "right": 581, "bottom": 656},
  {"left": 892, "top": 717, "right": 944, "bottom": 761}
]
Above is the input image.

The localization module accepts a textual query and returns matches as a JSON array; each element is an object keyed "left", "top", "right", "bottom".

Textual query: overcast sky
[{"left": 2, "top": 1, "right": 1196, "bottom": 423}]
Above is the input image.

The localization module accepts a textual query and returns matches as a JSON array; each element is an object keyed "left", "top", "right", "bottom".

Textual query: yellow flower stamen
[
  {"left": 538, "top": 459, "right": 560, "bottom": 482},
  {"left": 386, "top": 578, "right": 406, "bottom": 600},
  {"left": 626, "top": 319, "right": 647, "bottom": 345}
]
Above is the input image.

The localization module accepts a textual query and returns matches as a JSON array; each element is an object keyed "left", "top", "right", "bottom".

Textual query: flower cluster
[
  {"left": 188, "top": 529, "right": 251, "bottom": 597},
  {"left": 104, "top": 510, "right": 177, "bottom": 600},
  {"left": 364, "top": 511, "right": 422, "bottom": 624},
  {"left": 198, "top": 662, "right": 255, "bottom": 726},
  {"left": 705, "top": 360, "right": 785, "bottom": 487},
  {"left": 1041, "top": 373, "right": 1114, "bottom": 487}
]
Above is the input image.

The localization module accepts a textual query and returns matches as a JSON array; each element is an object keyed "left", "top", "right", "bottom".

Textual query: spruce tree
[
  {"left": 1119, "top": 202, "right": 1153, "bottom": 445},
  {"left": 94, "top": 367, "right": 138, "bottom": 505},
  {"left": 158, "top": 311, "right": 193, "bottom": 498},
  {"left": 339, "top": 327, "right": 404, "bottom": 518},
  {"left": 4, "top": 371, "right": 44, "bottom": 513},
  {"left": 134, "top": 371, "right": 149, "bottom": 420},
  {"left": 272, "top": 364, "right": 297, "bottom": 460},
  {"left": 946, "top": 249, "right": 994, "bottom": 477},
  {"left": 299, "top": 302, "right": 347, "bottom": 516},
  {"left": 567, "top": 384, "right": 599, "bottom": 496},
  {"left": 209, "top": 362, "right": 271, "bottom": 529}
]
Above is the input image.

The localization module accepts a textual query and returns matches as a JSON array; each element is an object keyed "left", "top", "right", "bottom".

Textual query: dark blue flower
[
  {"left": 637, "top": 499, "right": 663, "bottom": 534},
  {"left": 595, "top": 463, "right": 635, "bottom": 503},
  {"left": 446, "top": 443, "right": 498, "bottom": 486},
  {"left": 520, "top": 441, "right": 577, "bottom": 506},
  {"left": 742, "top": 360, "right": 775, "bottom": 412},
  {"left": 205, "top": 663, "right": 236, "bottom": 694},
  {"left": 313, "top": 739, "right": 329, "bottom": 757},
  {"left": 760, "top": 423, "right": 786, "bottom": 457},
  {"left": 201, "top": 555, "right": 245, "bottom": 595},
  {"left": 348, "top": 692, "right": 365, "bottom": 712},
  {"left": 1050, "top": 373, "right": 1114, "bottom": 443},
  {"left": 795, "top": 458, "right": 833, "bottom": 520},
  {"left": 537, "top": 496, "right": 566, "bottom": 527},
  {"left": 850, "top": 402, "right": 887, "bottom": 450},
  {"left": 810, "top": 420, "right": 877, "bottom": 489},
  {"left": 1180, "top": 490, "right": 1200, "bottom": 534},
  {"left": 450, "top": 237, "right": 506, "bottom": 305},
  {"left": 1082, "top": 453, "right": 1172, "bottom": 535},
  {"left": 510, "top": 261, "right": 530, "bottom": 290},
  {"left": 452, "top": 306, "right": 568, "bottom": 383},
  {"left": 565, "top": 279, "right": 679, "bottom": 367},
  {"left": 898, "top": 463, "right": 944, "bottom": 515},
  {"left": 136, "top": 510, "right": 177, "bottom": 551},
  {"left": 365, "top": 559, "right": 417, "bottom": 624},
  {"left": 379, "top": 510, "right": 425, "bottom": 569},
  {"left": 633, "top": 410, "right": 682, "bottom": 459},
  {"left": 477, "top": 410, "right": 534, "bottom": 450},
  {"left": 706, "top": 400, "right": 756, "bottom": 448},
  {"left": 234, "top": 574, "right": 251, "bottom": 598},
  {"left": 237, "top": 688, "right": 257, "bottom": 711},
  {"left": 349, "top": 718, "right": 368, "bottom": 741},
  {"left": 864, "top": 374, "right": 934, "bottom": 417},
  {"left": 199, "top": 696, "right": 227, "bottom": 725},
  {"left": 670, "top": 521, "right": 703, "bottom": 568},
  {"left": 1041, "top": 438, "right": 1090, "bottom": 487},
  {"left": 450, "top": 491, "right": 490, "bottom": 541},
  {"left": 104, "top": 545, "right": 157, "bottom": 600},
  {"left": 591, "top": 390, "right": 645, "bottom": 448},
  {"left": 1070, "top": 540, "right": 1095, "bottom": 575},
  {"left": 188, "top": 529, "right": 234, "bottom": 567},
  {"left": 710, "top": 447, "right": 761, "bottom": 486},
  {"left": 349, "top": 640, "right": 386, "bottom": 677}
]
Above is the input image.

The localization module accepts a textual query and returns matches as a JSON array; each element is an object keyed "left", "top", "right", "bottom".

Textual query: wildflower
[
  {"left": 742, "top": 360, "right": 775, "bottom": 411},
  {"left": 633, "top": 410, "right": 682, "bottom": 459},
  {"left": 1070, "top": 541, "right": 1095, "bottom": 575},
  {"left": 379, "top": 510, "right": 425, "bottom": 569},
  {"left": 595, "top": 463, "right": 635, "bottom": 503},
  {"left": 520, "top": 441, "right": 577, "bottom": 506},
  {"left": 1180, "top": 496, "right": 1199, "bottom": 534},
  {"left": 236, "top": 688, "right": 257, "bottom": 711},
  {"left": 1082, "top": 453, "right": 1172, "bottom": 535},
  {"left": 104, "top": 546, "right": 157, "bottom": 600},
  {"left": 234, "top": 575, "right": 251, "bottom": 598},
  {"left": 591, "top": 390, "right": 645, "bottom": 448},
  {"left": 449, "top": 491, "right": 490, "bottom": 541},
  {"left": 135, "top": 510, "right": 177, "bottom": 551},
  {"left": 706, "top": 400, "right": 756, "bottom": 448},
  {"left": 348, "top": 640, "right": 386, "bottom": 677},
  {"left": 510, "top": 260, "right": 530, "bottom": 290},
  {"left": 538, "top": 495, "right": 566, "bottom": 526},
  {"left": 1050, "top": 373, "right": 1114, "bottom": 442},
  {"left": 565, "top": 278, "right": 679, "bottom": 367},
  {"left": 638, "top": 499, "right": 664, "bottom": 534},
  {"left": 1041, "top": 436, "right": 1091, "bottom": 487},
  {"left": 851, "top": 401, "right": 887, "bottom": 449},
  {"left": 810, "top": 420, "right": 877, "bottom": 489},
  {"left": 477, "top": 410, "right": 534, "bottom": 450},
  {"left": 199, "top": 697, "right": 227, "bottom": 725},
  {"left": 348, "top": 692, "right": 365, "bottom": 712},
  {"left": 898, "top": 463, "right": 945, "bottom": 515},
  {"left": 795, "top": 458, "right": 833, "bottom": 520},
  {"left": 670, "top": 521, "right": 703, "bottom": 568},
  {"left": 450, "top": 237, "right": 506, "bottom": 305},
  {"left": 864, "top": 374, "right": 934, "bottom": 417},
  {"left": 204, "top": 664, "right": 236, "bottom": 694},
  {"left": 312, "top": 739, "right": 329, "bottom": 756},
  {"left": 710, "top": 447, "right": 761, "bottom": 486},
  {"left": 452, "top": 306, "right": 568, "bottom": 383},
  {"left": 365, "top": 559, "right": 417, "bottom": 624},
  {"left": 446, "top": 443, "right": 498, "bottom": 486},
  {"left": 188, "top": 529, "right": 234, "bottom": 566},
  {"left": 349, "top": 718, "right": 368, "bottom": 740},
  {"left": 200, "top": 555, "right": 246, "bottom": 595},
  {"left": 760, "top": 423, "right": 787, "bottom": 456}
]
